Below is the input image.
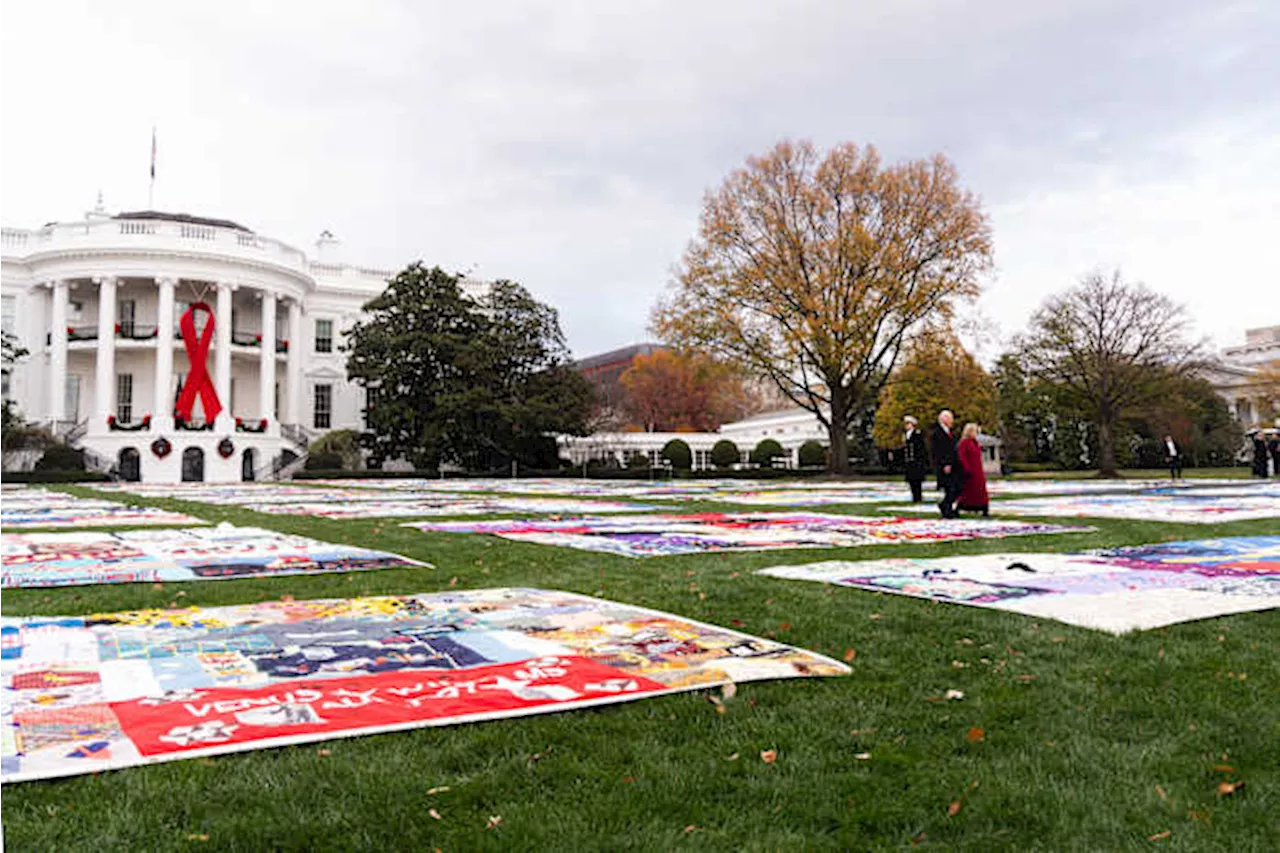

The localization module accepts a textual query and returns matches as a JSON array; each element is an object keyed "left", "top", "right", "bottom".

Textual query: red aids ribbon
[{"left": 173, "top": 302, "right": 223, "bottom": 424}]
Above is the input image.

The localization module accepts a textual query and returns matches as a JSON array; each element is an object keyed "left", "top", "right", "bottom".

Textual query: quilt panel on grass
[
  {"left": 882, "top": 493, "right": 1280, "bottom": 523},
  {"left": 0, "top": 587, "right": 848, "bottom": 783},
  {"left": 241, "top": 497, "right": 660, "bottom": 520},
  {"left": 757, "top": 536, "right": 1280, "bottom": 633},
  {"left": 2, "top": 525, "right": 428, "bottom": 589},
  {"left": 405, "top": 512, "right": 1091, "bottom": 557},
  {"left": 1, "top": 489, "right": 205, "bottom": 530}
]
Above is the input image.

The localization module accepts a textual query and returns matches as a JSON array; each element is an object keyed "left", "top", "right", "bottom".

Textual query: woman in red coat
[{"left": 955, "top": 422, "right": 989, "bottom": 517}]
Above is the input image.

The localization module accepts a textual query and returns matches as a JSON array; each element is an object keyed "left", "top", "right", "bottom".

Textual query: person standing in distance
[
  {"left": 1163, "top": 434, "right": 1182, "bottom": 480},
  {"left": 902, "top": 415, "right": 928, "bottom": 503},
  {"left": 955, "top": 422, "right": 990, "bottom": 516},
  {"left": 1250, "top": 430, "right": 1269, "bottom": 478},
  {"left": 931, "top": 410, "right": 961, "bottom": 518}
]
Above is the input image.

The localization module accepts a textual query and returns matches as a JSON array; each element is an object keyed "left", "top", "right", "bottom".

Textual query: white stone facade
[
  {"left": 1205, "top": 325, "right": 1280, "bottom": 428},
  {"left": 1, "top": 206, "right": 484, "bottom": 482}
]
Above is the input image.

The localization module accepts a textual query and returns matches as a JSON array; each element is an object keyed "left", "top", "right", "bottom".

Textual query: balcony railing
[{"left": 50, "top": 325, "right": 286, "bottom": 350}]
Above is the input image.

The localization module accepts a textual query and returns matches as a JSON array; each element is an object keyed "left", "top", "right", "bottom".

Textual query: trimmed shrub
[
  {"left": 661, "top": 439, "right": 692, "bottom": 470},
  {"left": 34, "top": 445, "right": 85, "bottom": 472},
  {"left": 798, "top": 440, "right": 827, "bottom": 468},
  {"left": 750, "top": 438, "right": 785, "bottom": 466},
  {"left": 711, "top": 439, "right": 740, "bottom": 469},
  {"left": 304, "top": 451, "right": 345, "bottom": 470},
  {"left": 308, "top": 429, "right": 362, "bottom": 470}
]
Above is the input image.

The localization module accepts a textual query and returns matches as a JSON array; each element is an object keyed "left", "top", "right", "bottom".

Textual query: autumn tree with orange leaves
[
  {"left": 654, "top": 140, "right": 993, "bottom": 473},
  {"left": 619, "top": 349, "right": 756, "bottom": 432}
]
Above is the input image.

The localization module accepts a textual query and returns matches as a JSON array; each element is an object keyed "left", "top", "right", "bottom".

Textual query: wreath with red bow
[
  {"left": 151, "top": 437, "right": 172, "bottom": 458},
  {"left": 217, "top": 438, "right": 235, "bottom": 459}
]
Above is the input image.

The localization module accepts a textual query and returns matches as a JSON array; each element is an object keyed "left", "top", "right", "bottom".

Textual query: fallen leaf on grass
[
  {"left": 910, "top": 831, "right": 928, "bottom": 846},
  {"left": 1212, "top": 764, "right": 1235, "bottom": 773},
  {"left": 854, "top": 752, "right": 871, "bottom": 761},
  {"left": 527, "top": 746, "right": 553, "bottom": 763},
  {"left": 965, "top": 726, "right": 985, "bottom": 743},
  {"left": 725, "top": 752, "right": 739, "bottom": 761},
  {"left": 843, "top": 648, "right": 857, "bottom": 662},
  {"left": 187, "top": 834, "right": 210, "bottom": 842},
  {"left": 1014, "top": 674, "right": 1036, "bottom": 683},
  {"left": 426, "top": 786, "right": 450, "bottom": 795},
  {"left": 945, "top": 689, "right": 965, "bottom": 701},
  {"left": 707, "top": 695, "right": 726, "bottom": 715},
  {"left": 485, "top": 815, "right": 502, "bottom": 830},
  {"left": 869, "top": 613, "right": 883, "bottom": 621},
  {"left": 730, "top": 619, "right": 745, "bottom": 628},
  {"left": 316, "top": 748, "right": 331, "bottom": 757},
  {"left": 760, "top": 749, "right": 777, "bottom": 764},
  {"left": 947, "top": 801, "right": 962, "bottom": 817},
  {"left": 448, "top": 576, "right": 459, "bottom": 587},
  {"left": 1155, "top": 785, "right": 1168, "bottom": 802},
  {"left": 428, "top": 809, "right": 442, "bottom": 821},
  {"left": 1216, "top": 781, "right": 1244, "bottom": 797},
  {"left": 683, "top": 825, "right": 701, "bottom": 835},
  {"left": 1148, "top": 830, "right": 1171, "bottom": 841},
  {"left": 778, "top": 622, "right": 791, "bottom": 631},
  {"left": 721, "top": 682, "right": 737, "bottom": 701},
  {"left": 1187, "top": 810, "right": 1210, "bottom": 823}
]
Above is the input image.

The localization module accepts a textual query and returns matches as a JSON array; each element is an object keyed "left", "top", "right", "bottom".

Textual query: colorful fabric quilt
[
  {"left": 756, "top": 536, "right": 1279, "bottom": 633},
  {"left": 405, "top": 513, "right": 1091, "bottom": 557},
  {"left": 90, "top": 483, "right": 368, "bottom": 504},
  {"left": 2, "top": 525, "right": 429, "bottom": 589},
  {"left": 2, "top": 489, "right": 205, "bottom": 530},
  {"left": 242, "top": 497, "right": 660, "bottom": 520},
  {"left": 699, "top": 487, "right": 905, "bottom": 506},
  {"left": 978, "top": 494, "right": 1279, "bottom": 523},
  {"left": 0, "top": 587, "right": 848, "bottom": 783}
]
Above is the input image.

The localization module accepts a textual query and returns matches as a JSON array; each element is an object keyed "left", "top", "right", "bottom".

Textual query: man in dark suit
[
  {"left": 1251, "top": 431, "right": 1269, "bottom": 478},
  {"left": 931, "top": 409, "right": 960, "bottom": 518},
  {"left": 902, "top": 415, "right": 928, "bottom": 503}
]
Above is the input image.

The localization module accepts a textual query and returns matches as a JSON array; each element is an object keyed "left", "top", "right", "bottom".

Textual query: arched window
[{"left": 241, "top": 448, "right": 256, "bottom": 482}]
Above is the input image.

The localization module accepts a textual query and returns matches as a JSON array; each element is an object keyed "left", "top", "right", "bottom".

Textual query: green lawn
[{"left": 2, "top": 484, "right": 1276, "bottom": 851}]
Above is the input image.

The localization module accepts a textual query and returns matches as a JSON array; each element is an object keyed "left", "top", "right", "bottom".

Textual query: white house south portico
[{"left": 1, "top": 206, "right": 441, "bottom": 482}]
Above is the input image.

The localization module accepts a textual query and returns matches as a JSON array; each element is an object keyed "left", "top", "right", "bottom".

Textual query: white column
[
  {"left": 49, "top": 280, "right": 69, "bottom": 424},
  {"left": 215, "top": 281, "right": 233, "bottom": 431},
  {"left": 153, "top": 277, "right": 176, "bottom": 430},
  {"left": 258, "top": 290, "right": 277, "bottom": 429},
  {"left": 286, "top": 298, "right": 303, "bottom": 425},
  {"left": 93, "top": 276, "right": 118, "bottom": 432}
]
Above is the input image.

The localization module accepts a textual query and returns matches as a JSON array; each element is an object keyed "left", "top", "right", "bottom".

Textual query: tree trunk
[
  {"left": 1097, "top": 413, "right": 1118, "bottom": 478},
  {"left": 828, "top": 389, "right": 850, "bottom": 475}
]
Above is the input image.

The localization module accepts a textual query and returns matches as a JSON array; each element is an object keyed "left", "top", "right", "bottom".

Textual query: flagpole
[{"left": 149, "top": 126, "right": 156, "bottom": 208}]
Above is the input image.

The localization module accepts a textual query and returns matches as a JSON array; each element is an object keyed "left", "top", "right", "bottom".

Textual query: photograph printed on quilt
[{"left": 0, "top": 588, "right": 849, "bottom": 783}]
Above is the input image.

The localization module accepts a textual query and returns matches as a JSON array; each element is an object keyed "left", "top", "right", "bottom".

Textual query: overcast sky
[{"left": 3, "top": 0, "right": 1276, "bottom": 361}]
